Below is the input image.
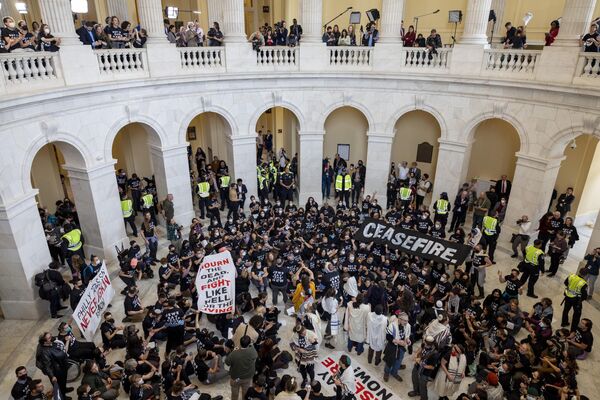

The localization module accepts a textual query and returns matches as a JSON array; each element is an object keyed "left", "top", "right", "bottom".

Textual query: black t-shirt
[
  {"left": 573, "top": 328, "right": 594, "bottom": 352},
  {"left": 245, "top": 387, "right": 268, "bottom": 400},
  {"left": 269, "top": 265, "right": 288, "bottom": 286},
  {"left": 128, "top": 177, "right": 141, "bottom": 190},
  {"left": 322, "top": 270, "right": 340, "bottom": 292},
  {"left": 1, "top": 27, "right": 20, "bottom": 51},
  {"left": 583, "top": 32, "right": 599, "bottom": 52},
  {"left": 162, "top": 307, "right": 185, "bottom": 327},
  {"left": 504, "top": 275, "right": 521, "bottom": 296},
  {"left": 141, "top": 221, "right": 156, "bottom": 238},
  {"left": 100, "top": 321, "right": 116, "bottom": 346},
  {"left": 124, "top": 294, "right": 142, "bottom": 314},
  {"left": 11, "top": 377, "right": 32, "bottom": 400},
  {"left": 107, "top": 26, "right": 123, "bottom": 39}
]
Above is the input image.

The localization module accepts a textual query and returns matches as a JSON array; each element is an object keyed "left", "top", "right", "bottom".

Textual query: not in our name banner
[
  {"left": 195, "top": 251, "right": 236, "bottom": 314},
  {"left": 354, "top": 218, "right": 472, "bottom": 265},
  {"left": 73, "top": 263, "right": 115, "bottom": 341}
]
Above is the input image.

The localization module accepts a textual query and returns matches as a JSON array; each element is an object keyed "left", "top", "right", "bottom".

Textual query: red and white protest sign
[
  {"left": 196, "top": 251, "right": 236, "bottom": 314},
  {"left": 73, "top": 263, "right": 114, "bottom": 341}
]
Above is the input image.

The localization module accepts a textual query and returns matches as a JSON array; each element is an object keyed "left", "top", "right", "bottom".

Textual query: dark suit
[
  {"left": 495, "top": 179, "right": 512, "bottom": 199},
  {"left": 556, "top": 193, "right": 575, "bottom": 217},
  {"left": 78, "top": 27, "right": 96, "bottom": 46},
  {"left": 409, "top": 167, "right": 421, "bottom": 182}
]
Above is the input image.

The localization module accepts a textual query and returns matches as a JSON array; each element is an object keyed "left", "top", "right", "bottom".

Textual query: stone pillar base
[
  {"left": 449, "top": 44, "right": 487, "bottom": 77},
  {"left": 535, "top": 46, "right": 580, "bottom": 84},
  {"left": 58, "top": 45, "right": 101, "bottom": 86},
  {"left": 145, "top": 42, "right": 182, "bottom": 78},
  {"left": 0, "top": 299, "right": 47, "bottom": 320}
]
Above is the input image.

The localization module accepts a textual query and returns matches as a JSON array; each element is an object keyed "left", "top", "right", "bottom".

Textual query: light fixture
[
  {"left": 71, "top": 0, "right": 89, "bottom": 14},
  {"left": 166, "top": 6, "right": 179, "bottom": 19},
  {"left": 15, "top": 2, "right": 28, "bottom": 14},
  {"left": 192, "top": 11, "right": 201, "bottom": 14}
]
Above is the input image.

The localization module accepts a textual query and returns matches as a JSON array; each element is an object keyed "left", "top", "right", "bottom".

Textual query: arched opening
[
  {"left": 324, "top": 106, "right": 368, "bottom": 168},
  {"left": 187, "top": 112, "right": 234, "bottom": 176},
  {"left": 466, "top": 118, "right": 521, "bottom": 201},
  {"left": 552, "top": 134, "right": 600, "bottom": 261},
  {"left": 255, "top": 106, "right": 300, "bottom": 166}
]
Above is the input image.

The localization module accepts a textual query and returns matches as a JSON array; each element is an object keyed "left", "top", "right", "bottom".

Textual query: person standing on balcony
[
  {"left": 17, "top": 20, "right": 36, "bottom": 52},
  {"left": 404, "top": 25, "right": 416, "bottom": 47},
  {"left": 290, "top": 18, "right": 302, "bottom": 42},
  {"left": 503, "top": 22, "right": 516, "bottom": 45},
  {"left": 322, "top": 26, "right": 336, "bottom": 46},
  {"left": 338, "top": 29, "right": 351, "bottom": 46},
  {"left": 107, "top": 16, "right": 126, "bottom": 49},
  {"left": 79, "top": 21, "right": 96, "bottom": 46},
  {"left": 361, "top": 22, "right": 379, "bottom": 47},
  {"left": 93, "top": 24, "right": 110, "bottom": 49},
  {"left": 2, "top": 17, "right": 23, "bottom": 52},
  {"left": 38, "top": 24, "right": 61, "bottom": 52},
  {"left": 545, "top": 20, "right": 560, "bottom": 46},
  {"left": 185, "top": 22, "right": 199, "bottom": 47},
  {"left": 581, "top": 24, "right": 600, "bottom": 52},
  {"left": 207, "top": 22, "right": 223, "bottom": 46},
  {"left": 348, "top": 25, "right": 357, "bottom": 45},
  {"left": 275, "top": 21, "right": 288, "bottom": 46},
  {"left": 167, "top": 25, "right": 178, "bottom": 44}
]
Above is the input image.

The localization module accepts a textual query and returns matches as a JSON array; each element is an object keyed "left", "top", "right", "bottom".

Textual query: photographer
[
  {"left": 275, "top": 21, "right": 288, "bottom": 46},
  {"left": 511, "top": 215, "right": 531, "bottom": 259},
  {"left": 248, "top": 28, "right": 265, "bottom": 51},
  {"left": 426, "top": 28, "right": 442, "bottom": 57},
  {"left": 361, "top": 22, "right": 379, "bottom": 47}
]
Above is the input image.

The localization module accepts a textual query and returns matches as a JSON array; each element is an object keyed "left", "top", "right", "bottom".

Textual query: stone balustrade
[{"left": 2, "top": 44, "right": 600, "bottom": 95}]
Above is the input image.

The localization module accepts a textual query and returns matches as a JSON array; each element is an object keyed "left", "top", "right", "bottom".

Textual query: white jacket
[
  {"left": 344, "top": 303, "right": 371, "bottom": 343},
  {"left": 366, "top": 312, "right": 388, "bottom": 351}
]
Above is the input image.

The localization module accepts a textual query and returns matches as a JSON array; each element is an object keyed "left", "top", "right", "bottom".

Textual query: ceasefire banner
[
  {"left": 196, "top": 251, "right": 236, "bottom": 314},
  {"left": 354, "top": 218, "right": 472, "bottom": 265},
  {"left": 73, "top": 263, "right": 115, "bottom": 341}
]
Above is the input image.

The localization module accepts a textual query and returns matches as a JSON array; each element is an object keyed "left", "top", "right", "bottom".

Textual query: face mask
[
  {"left": 440, "top": 277, "right": 447, "bottom": 283},
  {"left": 421, "top": 270, "right": 427, "bottom": 276},
  {"left": 435, "top": 224, "right": 441, "bottom": 229}
]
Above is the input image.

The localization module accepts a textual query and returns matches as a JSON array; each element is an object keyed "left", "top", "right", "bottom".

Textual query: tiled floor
[{"left": 1, "top": 223, "right": 599, "bottom": 399}]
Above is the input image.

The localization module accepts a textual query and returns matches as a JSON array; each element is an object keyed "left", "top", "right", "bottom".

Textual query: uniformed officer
[
  {"left": 258, "top": 169, "right": 269, "bottom": 202},
  {"left": 335, "top": 168, "right": 352, "bottom": 207},
  {"left": 196, "top": 174, "right": 211, "bottom": 219},
  {"left": 561, "top": 267, "right": 589, "bottom": 331},
  {"left": 279, "top": 166, "right": 295, "bottom": 208},
  {"left": 140, "top": 188, "right": 156, "bottom": 224},
  {"left": 480, "top": 211, "right": 500, "bottom": 263},
  {"left": 398, "top": 182, "right": 412, "bottom": 211},
  {"left": 433, "top": 192, "right": 451, "bottom": 230},
  {"left": 121, "top": 194, "right": 137, "bottom": 236},
  {"left": 61, "top": 223, "right": 85, "bottom": 274},
  {"left": 219, "top": 171, "right": 231, "bottom": 211},
  {"left": 518, "top": 240, "right": 544, "bottom": 298}
]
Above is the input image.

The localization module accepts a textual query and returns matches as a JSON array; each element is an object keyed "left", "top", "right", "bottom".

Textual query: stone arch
[
  {"left": 546, "top": 126, "right": 600, "bottom": 159},
  {"left": 385, "top": 104, "right": 448, "bottom": 139},
  {"left": 179, "top": 105, "right": 238, "bottom": 144},
  {"left": 319, "top": 100, "right": 375, "bottom": 132},
  {"left": 248, "top": 100, "right": 305, "bottom": 136},
  {"left": 463, "top": 112, "right": 529, "bottom": 154},
  {"left": 104, "top": 115, "right": 168, "bottom": 161}
]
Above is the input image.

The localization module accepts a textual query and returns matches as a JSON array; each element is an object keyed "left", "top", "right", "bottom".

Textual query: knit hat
[{"left": 487, "top": 372, "right": 499, "bottom": 386}]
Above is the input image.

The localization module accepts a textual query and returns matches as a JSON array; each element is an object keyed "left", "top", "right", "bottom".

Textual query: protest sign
[
  {"left": 354, "top": 218, "right": 471, "bottom": 265},
  {"left": 73, "top": 263, "right": 114, "bottom": 341},
  {"left": 196, "top": 251, "right": 236, "bottom": 314}
]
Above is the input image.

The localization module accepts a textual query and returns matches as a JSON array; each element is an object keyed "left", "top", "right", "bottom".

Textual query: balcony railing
[
  {"left": 0, "top": 52, "right": 62, "bottom": 92},
  {"left": 401, "top": 48, "right": 452, "bottom": 70},
  {"left": 329, "top": 47, "right": 373, "bottom": 68},
  {"left": 577, "top": 53, "right": 600, "bottom": 79},
  {"left": 178, "top": 47, "right": 225, "bottom": 71},
  {"left": 255, "top": 46, "right": 298, "bottom": 70},
  {"left": 95, "top": 48, "right": 149, "bottom": 79},
  {"left": 483, "top": 49, "right": 541, "bottom": 78}
]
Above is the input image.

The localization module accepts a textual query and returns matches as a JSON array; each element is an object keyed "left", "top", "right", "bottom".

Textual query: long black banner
[{"left": 354, "top": 218, "right": 472, "bottom": 265}]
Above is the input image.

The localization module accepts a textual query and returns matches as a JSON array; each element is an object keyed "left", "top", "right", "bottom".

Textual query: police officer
[
  {"left": 61, "top": 223, "right": 85, "bottom": 273},
  {"left": 219, "top": 171, "right": 231, "bottom": 211},
  {"left": 279, "top": 166, "right": 295, "bottom": 208},
  {"left": 398, "top": 182, "right": 412, "bottom": 211},
  {"left": 196, "top": 174, "right": 211, "bottom": 219},
  {"left": 561, "top": 267, "right": 589, "bottom": 331},
  {"left": 140, "top": 188, "right": 156, "bottom": 225},
  {"left": 269, "top": 160, "right": 279, "bottom": 201},
  {"left": 335, "top": 168, "right": 352, "bottom": 207},
  {"left": 518, "top": 239, "right": 544, "bottom": 299},
  {"left": 433, "top": 192, "right": 451, "bottom": 230},
  {"left": 258, "top": 169, "right": 269, "bottom": 202},
  {"left": 480, "top": 210, "right": 500, "bottom": 264},
  {"left": 121, "top": 194, "right": 137, "bottom": 236}
]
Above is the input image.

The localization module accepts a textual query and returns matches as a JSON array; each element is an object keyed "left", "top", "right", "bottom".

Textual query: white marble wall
[
  {"left": 364, "top": 133, "right": 394, "bottom": 206},
  {"left": 431, "top": 140, "right": 470, "bottom": 203},
  {"left": 231, "top": 136, "right": 259, "bottom": 198},
  {"left": 298, "top": 132, "right": 325, "bottom": 205}
]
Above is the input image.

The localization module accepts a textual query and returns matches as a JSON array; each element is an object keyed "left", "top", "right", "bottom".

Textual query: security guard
[
  {"left": 335, "top": 168, "right": 352, "bottom": 207},
  {"left": 279, "top": 166, "right": 295, "bottom": 207},
  {"left": 61, "top": 223, "right": 85, "bottom": 273},
  {"left": 433, "top": 192, "right": 451, "bottom": 229},
  {"left": 518, "top": 240, "right": 544, "bottom": 298},
  {"left": 480, "top": 211, "right": 500, "bottom": 264},
  {"left": 196, "top": 174, "right": 211, "bottom": 219},
  {"left": 269, "top": 161, "right": 279, "bottom": 200},
  {"left": 141, "top": 188, "right": 156, "bottom": 224},
  {"left": 121, "top": 195, "right": 138, "bottom": 236},
  {"left": 398, "top": 182, "right": 412, "bottom": 211},
  {"left": 561, "top": 267, "right": 589, "bottom": 331},
  {"left": 219, "top": 172, "right": 231, "bottom": 211},
  {"left": 258, "top": 169, "right": 269, "bottom": 202}
]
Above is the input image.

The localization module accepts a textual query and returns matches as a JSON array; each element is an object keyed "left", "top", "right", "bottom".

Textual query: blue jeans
[
  {"left": 347, "top": 339, "right": 364, "bottom": 354},
  {"left": 322, "top": 179, "right": 331, "bottom": 199},
  {"left": 384, "top": 347, "right": 406, "bottom": 376}
]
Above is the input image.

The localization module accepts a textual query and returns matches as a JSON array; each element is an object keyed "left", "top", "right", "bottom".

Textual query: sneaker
[
  {"left": 325, "top": 343, "right": 335, "bottom": 349},
  {"left": 383, "top": 372, "right": 389, "bottom": 382},
  {"left": 511, "top": 254, "right": 518, "bottom": 258},
  {"left": 51, "top": 314, "right": 63, "bottom": 319},
  {"left": 527, "top": 294, "right": 539, "bottom": 299},
  {"left": 408, "top": 391, "right": 419, "bottom": 397},
  {"left": 393, "top": 374, "right": 403, "bottom": 382},
  {"left": 399, "top": 364, "right": 406, "bottom": 370}
]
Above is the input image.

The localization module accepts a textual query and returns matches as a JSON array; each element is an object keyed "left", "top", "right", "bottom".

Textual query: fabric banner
[
  {"left": 315, "top": 352, "right": 400, "bottom": 400},
  {"left": 73, "top": 263, "right": 114, "bottom": 341},
  {"left": 354, "top": 218, "right": 471, "bottom": 265},
  {"left": 196, "top": 250, "right": 236, "bottom": 314}
]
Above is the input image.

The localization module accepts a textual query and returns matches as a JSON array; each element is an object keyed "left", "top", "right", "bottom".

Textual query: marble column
[
  {"left": 364, "top": 133, "right": 394, "bottom": 207},
  {"left": 460, "top": 0, "right": 493, "bottom": 45},
  {"left": 136, "top": 0, "right": 167, "bottom": 43},
  {"left": 149, "top": 144, "right": 195, "bottom": 226},
  {"left": 554, "top": 0, "right": 597, "bottom": 46},
  {"left": 62, "top": 162, "right": 129, "bottom": 261},
  {"left": 301, "top": 0, "right": 323, "bottom": 43},
  {"left": 0, "top": 192, "right": 50, "bottom": 319},
  {"left": 107, "top": 0, "right": 130, "bottom": 21},
  {"left": 207, "top": 0, "right": 224, "bottom": 26},
  {"left": 0, "top": 0, "right": 19, "bottom": 21},
  {"left": 585, "top": 210, "right": 600, "bottom": 253},
  {"left": 431, "top": 140, "right": 470, "bottom": 206},
  {"left": 490, "top": 0, "right": 505, "bottom": 41},
  {"left": 222, "top": 0, "right": 246, "bottom": 43},
  {"left": 298, "top": 131, "right": 324, "bottom": 205},
  {"left": 231, "top": 136, "right": 258, "bottom": 198},
  {"left": 38, "top": 0, "right": 81, "bottom": 46},
  {"left": 501, "top": 154, "right": 563, "bottom": 241},
  {"left": 379, "top": 0, "right": 404, "bottom": 43}
]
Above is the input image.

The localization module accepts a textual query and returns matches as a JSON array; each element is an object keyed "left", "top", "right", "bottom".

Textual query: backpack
[{"left": 34, "top": 270, "right": 57, "bottom": 295}]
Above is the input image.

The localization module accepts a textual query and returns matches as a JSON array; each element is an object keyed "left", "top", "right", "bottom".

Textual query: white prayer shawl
[
  {"left": 433, "top": 353, "right": 467, "bottom": 397},
  {"left": 322, "top": 297, "right": 340, "bottom": 336},
  {"left": 344, "top": 303, "right": 371, "bottom": 343},
  {"left": 386, "top": 317, "right": 412, "bottom": 344},
  {"left": 425, "top": 319, "right": 452, "bottom": 348},
  {"left": 343, "top": 276, "right": 358, "bottom": 297},
  {"left": 306, "top": 312, "right": 323, "bottom": 346},
  {"left": 366, "top": 312, "right": 388, "bottom": 351},
  {"left": 340, "top": 365, "right": 356, "bottom": 395}
]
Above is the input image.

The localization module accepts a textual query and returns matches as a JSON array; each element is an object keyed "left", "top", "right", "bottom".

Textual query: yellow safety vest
[
  {"left": 197, "top": 182, "right": 210, "bottom": 198},
  {"left": 399, "top": 187, "right": 412, "bottom": 201},
  {"left": 258, "top": 175, "right": 266, "bottom": 190},
  {"left": 345, "top": 174, "right": 352, "bottom": 190},
  {"left": 564, "top": 274, "right": 587, "bottom": 298},
  {"left": 483, "top": 216, "right": 497, "bottom": 236},
  {"left": 524, "top": 245, "right": 544, "bottom": 266},
  {"left": 436, "top": 199, "right": 449, "bottom": 215},
  {"left": 220, "top": 176, "right": 230, "bottom": 188},
  {"left": 142, "top": 194, "right": 153, "bottom": 208},
  {"left": 62, "top": 229, "right": 82, "bottom": 251},
  {"left": 121, "top": 199, "right": 133, "bottom": 218}
]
